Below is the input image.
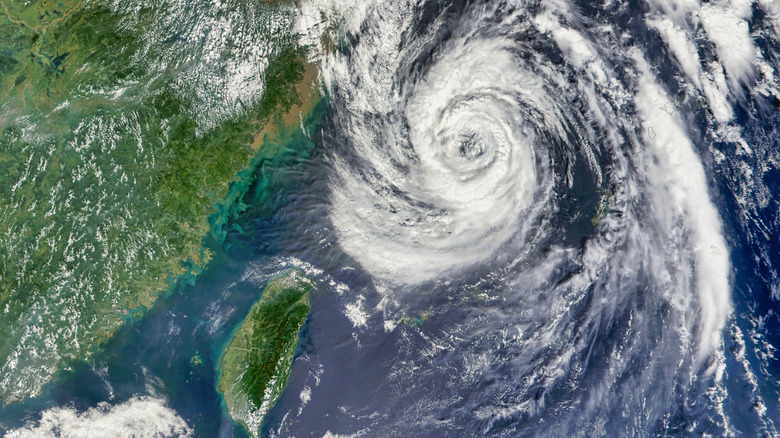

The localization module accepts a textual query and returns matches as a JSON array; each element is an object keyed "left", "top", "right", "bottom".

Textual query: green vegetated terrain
[
  {"left": 0, "top": 0, "right": 313, "bottom": 404},
  {"left": 218, "top": 269, "right": 313, "bottom": 437},
  {"left": 400, "top": 305, "right": 433, "bottom": 327},
  {"left": 591, "top": 188, "right": 616, "bottom": 226}
]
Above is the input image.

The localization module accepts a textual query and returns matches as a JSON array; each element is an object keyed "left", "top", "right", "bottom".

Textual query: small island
[{"left": 217, "top": 269, "right": 313, "bottom": 437}]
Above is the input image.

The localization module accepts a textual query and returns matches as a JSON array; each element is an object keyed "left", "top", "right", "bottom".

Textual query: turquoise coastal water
[{"left": 0, "top": 98, "right": 327, "bottom": 436}]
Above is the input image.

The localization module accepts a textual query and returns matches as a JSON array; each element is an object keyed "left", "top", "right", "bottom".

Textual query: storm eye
[{"left": 458, "top": 132, "right": 483, "bottom": 159}]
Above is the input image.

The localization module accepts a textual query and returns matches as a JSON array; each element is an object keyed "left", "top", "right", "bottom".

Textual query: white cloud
[
  {"left": 631, "top": 48, "right": 731, "bottom": 363},
  {"left": 344, "top": 296, "right": 369, "bottom": 328},
  {"left": 534, "top": 12, "right": 597, "bottom": 68},
  {"left": 699, "top": 3, "right": 756, "bottom": 93},
  {"left": 6, "top": 396, "right": 193, "bottom": 438},
  {"left": 647, "top": 17, "right": 702, "bottom": 87}
]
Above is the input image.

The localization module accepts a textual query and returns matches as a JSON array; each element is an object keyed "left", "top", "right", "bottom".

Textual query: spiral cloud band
[
  {"left": 310, "top": 0, "right": 730, "bottom": 356},
  {"left": 330, "top": 37, "right": 549, "bottom": 284},
  {"left": 290, "top": 0, "right": 780, "bottom": 433}
]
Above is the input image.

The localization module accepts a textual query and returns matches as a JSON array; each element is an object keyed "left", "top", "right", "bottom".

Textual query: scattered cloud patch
[{"left": 6, "top": 396, "right": 192, "bottom": 438}]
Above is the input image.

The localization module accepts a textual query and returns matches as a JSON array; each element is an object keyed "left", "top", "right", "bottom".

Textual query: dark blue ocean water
[{"left": 1, "top": 1, "right": 780, "bottom": 437}]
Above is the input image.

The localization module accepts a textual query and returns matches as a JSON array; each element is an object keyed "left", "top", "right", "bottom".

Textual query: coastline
[{"left": 0, "top": 0, "right": 323, "bottom": 404}]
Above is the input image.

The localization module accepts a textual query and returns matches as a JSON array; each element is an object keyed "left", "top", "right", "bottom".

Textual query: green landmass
[
  {"left": 400, "top": 305, "right": 433, "bottom": 327},
  {"left": 218, "top": 269, "right": 313, "bottom": 437},
  {"left": 591, "top": 188, "right": 616, "bottom": 226},
  {"left": 0, "top": 0, "right": 316, "bottom": 404}
]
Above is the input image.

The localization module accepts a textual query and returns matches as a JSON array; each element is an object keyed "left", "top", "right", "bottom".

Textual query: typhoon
[{"left": 288, "top": 0, "right": 780, "bottom": 435}]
